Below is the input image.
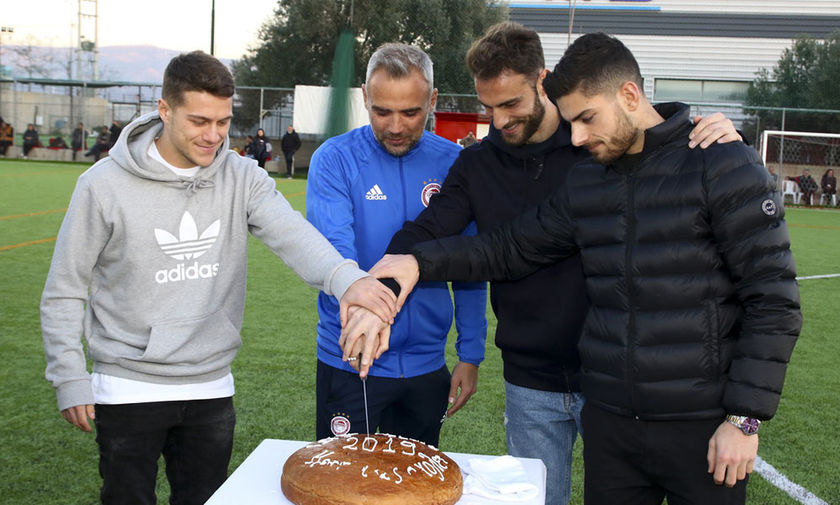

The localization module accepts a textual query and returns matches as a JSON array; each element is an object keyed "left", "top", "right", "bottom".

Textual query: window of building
[{"left": 654, "top": 79, "right": 749, "bottom": 103}]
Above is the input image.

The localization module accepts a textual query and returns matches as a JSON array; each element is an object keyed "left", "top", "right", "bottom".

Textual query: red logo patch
[
  {"left": 421, "top": 179, "right": 441, "bottom": 207},
  {"left": 330, "top": 415, "right": 351, "bottom": 437}
]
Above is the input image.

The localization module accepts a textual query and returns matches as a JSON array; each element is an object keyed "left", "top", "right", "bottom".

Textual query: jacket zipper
[
  {"left": 398, "top": 156, "right": 408, "bottom": 378},
  {"left": 625, "top": 171, "right": 640, "bottom": 418}
]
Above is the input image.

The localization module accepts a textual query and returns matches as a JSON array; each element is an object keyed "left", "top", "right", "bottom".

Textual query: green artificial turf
[{"left": 1, "top": 158, "right": 837, "bottom": 504}]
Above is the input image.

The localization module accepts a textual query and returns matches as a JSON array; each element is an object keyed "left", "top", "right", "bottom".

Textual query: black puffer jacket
[{"left": 413, "top": 103, "right": 801, "bottom": 421}]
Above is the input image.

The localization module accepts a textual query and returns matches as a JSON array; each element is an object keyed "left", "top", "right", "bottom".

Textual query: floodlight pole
[{"left": 210, "top": 0, "right": 216, "bottom": 55}]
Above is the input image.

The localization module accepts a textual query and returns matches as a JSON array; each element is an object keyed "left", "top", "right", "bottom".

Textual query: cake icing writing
[
  {"left": 303, "top": 449, "right": 352, "bottom": 469},
  {"left": 282, "top": 433, "right": 463, "bottom": 505},
  {"left": 300, "top": 434, "right": 450, "bottom": 485}
]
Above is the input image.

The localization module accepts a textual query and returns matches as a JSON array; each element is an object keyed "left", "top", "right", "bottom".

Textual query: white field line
[
  {"left": 796, "top": 273, "right": 840, "bottom": 281},
  {"left": 755, "top": 457, "right": 830, "bottom": 505}
]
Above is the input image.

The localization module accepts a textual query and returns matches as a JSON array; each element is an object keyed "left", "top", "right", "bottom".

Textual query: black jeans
[
  {"left": 284, "top": 152, "right": 294, "bottom": 176},
  {"left": 315, "top": 361, "right": 450, "bottom": 447},
  {"left": 95, "top": 397, "right": 236, "bottom": 505},
  {"left": 582, "top": 403, "right": 747, "bottom": 505}
]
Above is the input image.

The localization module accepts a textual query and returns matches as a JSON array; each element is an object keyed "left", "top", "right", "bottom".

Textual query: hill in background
[{"left": 2, "top": 44, "right": 233, "bottom": 83}]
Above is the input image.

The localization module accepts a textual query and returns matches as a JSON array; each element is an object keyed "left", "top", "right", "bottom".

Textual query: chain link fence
[
  {"left": 0, "top": 79, "right": 159, "bottom": 147},
  {"left": 3, "top": 80, "right": 839, "bottom": 188}
]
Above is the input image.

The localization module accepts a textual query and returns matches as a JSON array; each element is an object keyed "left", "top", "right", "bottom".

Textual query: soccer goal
[{"left": 761, "top": 130, "right": 840, "bottom": 205}]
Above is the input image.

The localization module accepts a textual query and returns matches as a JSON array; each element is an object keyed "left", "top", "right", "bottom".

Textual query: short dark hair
[
  {"left": 162, "top": 51, "right": 235, "bottom": 107},
  {"left": 466, "top": 22, "right": 545, "bottom": 81},
  {"left": 543, "top": 33, "right": 643, "bottom": 103}
]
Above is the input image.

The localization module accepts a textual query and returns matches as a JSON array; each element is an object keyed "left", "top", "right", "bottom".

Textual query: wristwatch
[{"left": 725, "top": 415, "right": 761, "bottom": 435}]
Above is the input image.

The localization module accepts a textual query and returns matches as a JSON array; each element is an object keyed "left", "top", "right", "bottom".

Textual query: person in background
[
  {"left": 242, "top": 135, "right": 255, "bottom": 158},
  {"left": 767, "top": 165, "right": 779, "bottom": 189},
  {"left": 108, "top": 120, "right": 123, "bottom": 148},
  {"left": 458, "top": 130, "right": 477, "bottom": 148},
  {"left": 71, "top": 122, "right": 88, "bottom": 161},
  {"left": 821, "top": 168, "right": 836, "bottom": 204},
  {"left": 281, "top": 125, "right": 302, "bottom": 179},
  {"left": 22, "top": 123, "right": 40, "bottom": 158},
  {"left": 794, "top": 168, "right": 818, "bottom": 205},
  {"left": 41, "top": 50, "right": 396, "bottom": 505},
  {"left": 0, "top": 118, "right": 14, "bottom": 156},
  {"left": 85, "top": 126, "right": 111, "bottom": 162},
  {"left": 249, "top": 128, "right": 270, "bottom": 168},
  {"left": 307, "top": 43, "right": 488, "bottom": 448}
]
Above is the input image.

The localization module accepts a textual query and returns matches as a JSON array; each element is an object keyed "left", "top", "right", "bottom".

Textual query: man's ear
[
  {"left": 429, "top": 87, "right": 438, "bottom": 110},
  {"left": 536, "top": 69, "right": 549, "bottom": 98},
  {"left": 158, "top": 98, "right": 170, "bottom": 122},
  {"left": 362, "top": 84, "right": 370, "bottom": 110},
  {"left": 617, "top": 81, "right": 642, "bottom": 112}
]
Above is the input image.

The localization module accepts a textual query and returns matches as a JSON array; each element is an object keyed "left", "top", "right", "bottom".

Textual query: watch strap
[{"left": 725, "top": 415, "right": 761, "bottom": 435}]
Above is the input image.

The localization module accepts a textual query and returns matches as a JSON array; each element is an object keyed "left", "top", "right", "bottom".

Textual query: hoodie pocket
[{"left": 140, "top": 309, "right": 242, "bottom": 368}]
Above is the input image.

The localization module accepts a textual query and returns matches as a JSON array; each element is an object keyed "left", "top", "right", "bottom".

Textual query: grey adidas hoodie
[{"left": 41, "top": 112, "right": 368, "bottom": 411}]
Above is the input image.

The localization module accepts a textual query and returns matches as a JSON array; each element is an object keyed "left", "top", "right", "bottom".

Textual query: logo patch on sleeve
[{"left": 761, "top": 199, "right": 777, "bottom": 216}]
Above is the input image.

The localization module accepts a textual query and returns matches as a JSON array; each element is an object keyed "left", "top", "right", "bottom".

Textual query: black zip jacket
[
  {"left": 387, "top": 120, "right": 591, "bottom": 393},
  {"left": 410, "top": 103, "right": 801, "bottom": 421}
]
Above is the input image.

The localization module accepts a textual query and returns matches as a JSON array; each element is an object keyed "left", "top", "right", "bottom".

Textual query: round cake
[{"left": 281, "top": 433, "right": 463, "bottom": 505}]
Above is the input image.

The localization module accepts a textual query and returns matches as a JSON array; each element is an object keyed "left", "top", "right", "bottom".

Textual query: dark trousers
[
  {"left": 582, "top": 403, "right": 747, "bottom": 505},
  {"left": 94, "top": 397, "right": 236, "bottom": 505},
  {"left": 23, "top": 142, "right": 36, "bottom": 155},
  {"left": 283, "top": 152, "right": 294, "bottom": 176},
  {"left": 86, "top": 143, "right": 108, "bottom": 161},
  {"left": 316, "top": 361, "right": 450, "bottom": 446}
]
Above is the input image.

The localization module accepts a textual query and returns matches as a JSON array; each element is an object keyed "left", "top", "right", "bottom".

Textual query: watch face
[{"left": 742, "top": 418, "right": 760, "bottom": 435}]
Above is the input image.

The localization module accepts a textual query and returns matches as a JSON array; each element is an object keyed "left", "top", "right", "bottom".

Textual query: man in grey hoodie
[{"left": 40, "top": 51, "right": 396, "bottom": 505}]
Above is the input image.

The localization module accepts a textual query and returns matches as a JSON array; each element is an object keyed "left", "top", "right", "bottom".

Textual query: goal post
[{"left": 761, "top": 130, "right": 840, "bottom": 192}]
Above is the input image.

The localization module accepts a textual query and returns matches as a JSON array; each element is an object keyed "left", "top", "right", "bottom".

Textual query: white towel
[{"left": 462, "top": 455, "right": 539, "bottom": 502}]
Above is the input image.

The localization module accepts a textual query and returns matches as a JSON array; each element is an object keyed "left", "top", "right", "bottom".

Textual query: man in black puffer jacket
[{"left": 371, "top": 33, "right": 800, "bottom": 505}]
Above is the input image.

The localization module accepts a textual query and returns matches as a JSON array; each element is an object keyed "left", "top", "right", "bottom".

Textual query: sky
[{"left": 2, "top": 0, "right": 279, "bottom": 60}]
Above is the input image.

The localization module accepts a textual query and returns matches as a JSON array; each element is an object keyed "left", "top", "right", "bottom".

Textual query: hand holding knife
[{"left": 340, "top": 306, "right": 392, "bottom": 379}]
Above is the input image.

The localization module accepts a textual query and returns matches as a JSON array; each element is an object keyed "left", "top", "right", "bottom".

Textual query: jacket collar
[
  {"left": 641, "top": 102, "right": 692, "bottom": 157},
  {"left": 485, "top": 118, "right": 574, "bottom": 160},
  {"left": 604, "top": 102, "right": 692, "bottom": 174}
]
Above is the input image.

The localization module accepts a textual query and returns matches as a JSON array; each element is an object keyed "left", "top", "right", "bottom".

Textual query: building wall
[
  {"left": 512, "top": 1, "right": 840, "bottom": 104},
  {"left": 512, "top": 0, "right": 840, "bottom": 16}
]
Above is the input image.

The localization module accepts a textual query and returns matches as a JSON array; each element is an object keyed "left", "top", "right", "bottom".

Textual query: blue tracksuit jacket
[{"left": 306, "top": 125, "right": 487, "bottom": 378}]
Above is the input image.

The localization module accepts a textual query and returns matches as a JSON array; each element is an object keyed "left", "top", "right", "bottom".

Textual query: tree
[
  {"left": 231, "top": 0, "right": 507, "bottom": 132},
  {"left": 745, "top": 30, "right": 840, "bottom": 133}
]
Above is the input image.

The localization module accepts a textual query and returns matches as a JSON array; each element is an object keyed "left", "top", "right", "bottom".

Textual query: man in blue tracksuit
[{"left": 306, "top": 43, "right": 487, "bottom": 446}]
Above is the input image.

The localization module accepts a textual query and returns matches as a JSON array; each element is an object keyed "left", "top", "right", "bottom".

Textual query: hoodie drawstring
[{"left": 183, "top": 178, "right": 215, "bottom": 195}]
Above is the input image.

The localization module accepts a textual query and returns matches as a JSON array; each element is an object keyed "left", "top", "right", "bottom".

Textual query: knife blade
[
  {"left": 359, "top": 353, "right": 370, "bottom": 435},
  {"left": 361, "top": 376, "right": 370, "bottom": 435}
]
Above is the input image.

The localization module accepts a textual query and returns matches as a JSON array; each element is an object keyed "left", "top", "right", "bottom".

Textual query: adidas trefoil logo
[
  {"left": 155, "top": 211, "right": 220, "bottom": 260},
  {"left": 153, "top": 211, "right": 221, "bottom": 284},
  {"left": 365, "top": 184, "right": 388, "bottom": 201}
]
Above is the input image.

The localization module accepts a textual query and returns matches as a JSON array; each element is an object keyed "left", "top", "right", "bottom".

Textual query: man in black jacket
[
  {"left": 371, "top": 33, "right": 800, "bottom": 505},
  {"left": 378, "top": 24, "right": 742, "bottom": 505},
  {"left": 281, "top": 125, "right": 302, "bottom": 179}
]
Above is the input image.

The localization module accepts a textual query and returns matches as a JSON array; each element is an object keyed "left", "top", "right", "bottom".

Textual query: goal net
[{"left": 761, "top": 130, "right": 840, "bottom": 193}]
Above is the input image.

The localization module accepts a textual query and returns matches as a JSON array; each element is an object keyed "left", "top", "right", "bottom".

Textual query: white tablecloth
[{"left": 206, "top": 439, "right": 546, "bottom": 505}]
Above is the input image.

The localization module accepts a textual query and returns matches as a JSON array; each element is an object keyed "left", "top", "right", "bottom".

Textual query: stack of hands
[{"left": 338, "top": 255, "right": 422, "bottom": 378}]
